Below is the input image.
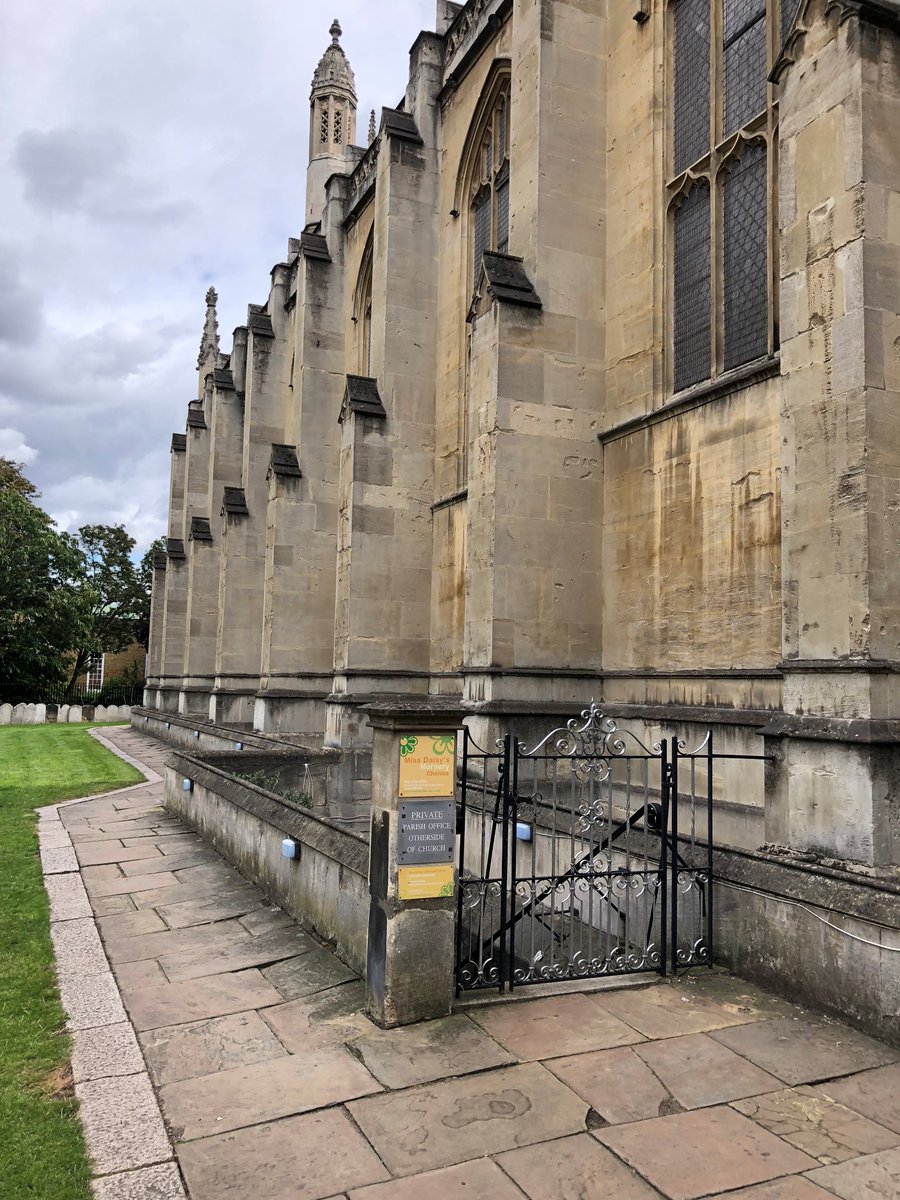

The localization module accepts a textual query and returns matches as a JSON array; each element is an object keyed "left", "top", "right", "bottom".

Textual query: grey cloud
[
  {"left": 0, "top": 245, "right": 44, "bottom": 345},
  {"left": 13, "top": 125, "right": 128, "bottom": 211}
]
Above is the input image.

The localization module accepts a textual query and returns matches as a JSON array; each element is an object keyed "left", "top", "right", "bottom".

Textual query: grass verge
[{"left": 0, "top": 723, "right": 144, "bottom": 1198}]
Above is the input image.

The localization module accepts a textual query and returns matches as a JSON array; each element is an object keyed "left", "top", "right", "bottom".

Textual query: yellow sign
[
  {"left": 398, "top": 733, "right": 456, "bottom": 798},
  {"left": 398, "top": 864, "right": 455, "bottom": 901}
]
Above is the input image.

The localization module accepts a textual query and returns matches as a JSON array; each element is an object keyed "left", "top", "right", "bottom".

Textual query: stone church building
[{"left": 144, "top": 0, "right": 899, "bottom": 1026}]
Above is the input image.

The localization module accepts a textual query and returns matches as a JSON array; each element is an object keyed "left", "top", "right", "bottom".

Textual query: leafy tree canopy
[
  {"left": 0, "top": 457, "right": 40, "bottom": 500},
  {"left": 0, "top": 488, "right": 87, "bottom": 693},
  {"left": 65, "top": 524, "right": 148, "bottom": 689},
  {"left": 0, "top": 459, "right": 163, "bottom": 697}
]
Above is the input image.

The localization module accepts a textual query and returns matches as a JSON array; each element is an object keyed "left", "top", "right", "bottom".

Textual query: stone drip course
[{"left": 41, "top": 726, "right": 900, "bottom": 1200}]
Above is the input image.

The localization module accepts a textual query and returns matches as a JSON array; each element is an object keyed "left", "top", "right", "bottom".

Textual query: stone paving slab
[
  {"left": 86, "top": 869, "right": 181, "bottom": 897},
  {"left": 597, "top": 980, "right": 776, "bottom": 1040},
  {"left": 470, "top": 991, "right": 645, "bottom": 1060},
  {"left": 260, "top": 981, "right": 374, "bottom": 1052},
  {"left": 348, "top": 1158, "right": 525, "bottom": 1199},
  {"left": 546, "top": 1045, "right": 675, "bottom": 1123},
  {"left": 93, "top": 1162, "right": 187, "bottom": 1200},
  {"left": 114, "top": 959, "right": 168, "bottom": 990},
  {"left": 805, "top": 1145, "right": 900, "bottom": 1198},
  {"left": 76, "top": 1073, "right": 172, "bottom": 1175},
  {"left": 123, "top": 968, "right": 284, "bottom": 1031},
  {"left": 140, "top": 1010, "right": 288, "bottom": 1086},
  {"left": 237, "top": 906, "right": 296, "bottom": 934},
  {"left": 597, "top": 1105, "right": 818, "bottom": 1199},
  {"left": 97, "top": 909, "right": 168, "bottom": 940},
  {"left": 496, "top": 1132, "right": 665, "bottom": 1198},
  {"left": 350, "top": 1013, "right": 516, "bottom": 1089},
  {"left": 119, "top": 850, "right": 220, "bottom": 877},
  {"left": 710, "top": 1017, "right": 899, "bottom": 1086},
  {"left": 77, "top": 842, "right": 165, "bottom": 867},
  {"left": 132, "top": 880, "right": 260, "bottom": 911},
  {"left": 633, "top": 1032, "right": 782, "bottom": 1109},
  {"left": 160, "top": 1045, "right": 382, "bottom": 1140},
  {"left": 260, "top": 944, "right": 356, "bottom": 998},
  {"left": 72, "top": 1022, "right": 145, "bottom": 1083},
  {"left": 159, "top": 926, "right": 309, "bottom": 982},
  {"left": 714, "top": 1181, "right": 837, "bottom": 1199},
  {"left": 347, "top": 1062, "right": 589, "bottom": 1177},
  {"left": 177, "top": 1109, "right": 391, "bottom": 1200},
  {"left": 157, "top": 891, "right": 266, "bottom": 929},
  {"left": 732, "top": 1086, "right": 900, "bottom": 1165},
  {"left": 813, "top": 1062, "right": 900, "bottom": 1134},
  {"left": 104, "top": 918, "right": 251, "bottom": 966}
]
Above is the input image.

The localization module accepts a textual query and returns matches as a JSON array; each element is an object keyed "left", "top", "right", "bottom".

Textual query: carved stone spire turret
[
  {"left": 368, "top": 109, "right": 377, "bottom": 144},
  {"left": 306, "top": 18, "right": 358, "bottom": 221},
  {"left": 197, "top": 286, "right": 219, "bottom": 374},
  {"left": 309, "top": 17, "right": 357, "bottom": 162}
]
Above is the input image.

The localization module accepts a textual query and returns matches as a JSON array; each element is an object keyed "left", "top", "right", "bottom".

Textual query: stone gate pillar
[{"left": 364, "top": 703, "right": 465, "bottom": 1027}]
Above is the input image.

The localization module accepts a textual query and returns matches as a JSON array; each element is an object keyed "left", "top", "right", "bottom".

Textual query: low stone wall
[
  {"left": 132, "top": 707, "right": 372, "bottom": 817},
  {"left": 0, "top": 702, "right": 132, "bottom": 725},
  {"left": 165, "top": 752, "right": 370, "bottom": 975},
  {"left": 712, "top": 846, "right": 900, "bottom": 1047}
]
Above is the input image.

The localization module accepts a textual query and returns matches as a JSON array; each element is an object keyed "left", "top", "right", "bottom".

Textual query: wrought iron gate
[{"left": 455, "top": 703, "right": 717, "bottom": 993}]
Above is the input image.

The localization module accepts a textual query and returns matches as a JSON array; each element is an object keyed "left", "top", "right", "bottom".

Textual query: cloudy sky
[{"left": 0, "top": 0, "right": 434, "bottom": 551}]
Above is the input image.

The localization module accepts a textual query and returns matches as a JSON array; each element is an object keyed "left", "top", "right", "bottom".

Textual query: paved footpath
[{"left": 40, "top": 726, "right": 900, "bottom": 1200}]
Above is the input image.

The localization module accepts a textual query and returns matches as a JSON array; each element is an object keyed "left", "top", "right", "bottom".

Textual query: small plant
[{"left": 235, "top": 770, "right": 313, "bottom": 810}]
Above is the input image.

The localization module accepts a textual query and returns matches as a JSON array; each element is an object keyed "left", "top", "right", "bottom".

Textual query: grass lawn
[{"left": 0, "top": 723, "right": 144, "bottom": 1198}]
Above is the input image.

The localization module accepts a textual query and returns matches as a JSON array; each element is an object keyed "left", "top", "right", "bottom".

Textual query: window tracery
[{"left": 467, "top": 80, "right": 511, "bottom": 285}]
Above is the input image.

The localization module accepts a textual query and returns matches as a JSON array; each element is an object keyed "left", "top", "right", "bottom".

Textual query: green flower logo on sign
[
  {"left": 438, "top": 881, "right": 454, "bottom": 897},
  {"left": 399, "top": 735, "right": 418, "bottom": 758},
  {"left": 431, "top": 735, "right": 454, "bottom": 756}
]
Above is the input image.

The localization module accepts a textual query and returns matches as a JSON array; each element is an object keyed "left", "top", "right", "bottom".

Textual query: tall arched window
[
  {"left": 353, "top": 235, "right": 374, "bottom": 376},
  {"left": 668, "top": 0, "right": 782, "bottom": 393},
  {"left": 467, "top": 79, "right": 511, "bottom": 287}
]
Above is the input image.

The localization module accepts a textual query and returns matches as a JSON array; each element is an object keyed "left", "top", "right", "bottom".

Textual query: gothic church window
[
  {"left": 354, "top": 237, "right": 374, "bottom": 377},
  {"left": 468, "top": 82, "right": 511, "bottom": 283},
  {"left": 669, "top": 0, "right": 780, "bottom": 392}
]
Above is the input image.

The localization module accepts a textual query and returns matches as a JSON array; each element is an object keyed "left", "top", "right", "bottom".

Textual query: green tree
[
  {"left": 0, "top": 457, "right": 40, "bottom": 500},
  {"left": 65, "top": 525, "right": 146, "bottom": 693},
  {"left": 136, "top": 536, "right": 166, "bottom": 649},
  {"left": 0, "top": 488, "right": 86, "bottom": 695}
]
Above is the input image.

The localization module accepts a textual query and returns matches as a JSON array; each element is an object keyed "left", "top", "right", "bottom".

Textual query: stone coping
[{"left": 170, "top": 752, "right": 370, "bottom": 877}]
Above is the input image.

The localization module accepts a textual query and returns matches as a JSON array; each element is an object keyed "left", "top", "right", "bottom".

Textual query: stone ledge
[
  {"left": 169, "top": 753, "right": 369, "bottom": 877},
  {"left": 760, "top": 714, "right": 900, "bottom": 744}
]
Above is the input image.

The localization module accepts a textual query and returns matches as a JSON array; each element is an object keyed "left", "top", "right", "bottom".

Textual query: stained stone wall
[{"left": 144, "top": 0, "right": 900, "bottom": 875}]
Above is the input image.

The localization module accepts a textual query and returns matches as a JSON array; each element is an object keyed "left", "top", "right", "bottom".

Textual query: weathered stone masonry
[{"left": 143, "top": 1, "right": 899, "bottom": 1034}]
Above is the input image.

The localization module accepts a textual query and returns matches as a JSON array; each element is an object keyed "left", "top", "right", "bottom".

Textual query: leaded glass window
[
  {"left": 468, "top": 82, "right": 512, "bottom": 283},
  {"left": 669, "top": 0, "right": 782, "bottom": 391},
  {"left": 674, "top": 184, "right": 712, "bottom": 391},
  {"left": 674, "top": 0, "right": 710, "bottom": 174},
  {"left": 723, "top": 143, "right": 768, "bottom": 369}
]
